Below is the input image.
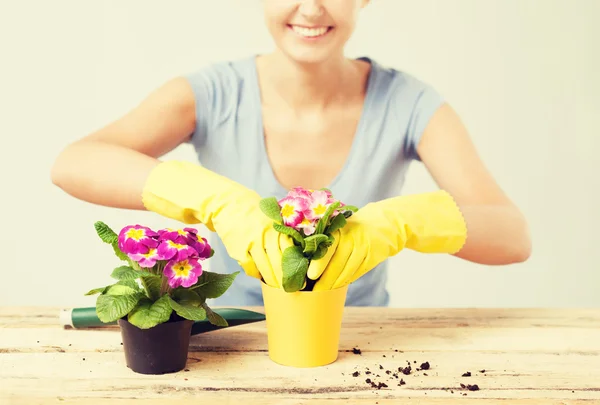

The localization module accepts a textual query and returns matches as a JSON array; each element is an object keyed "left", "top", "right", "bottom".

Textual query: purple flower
[
  {"left": 191, "top": 237, "right": 212, "bottom": 259},
  {"left": 118, "top": 225, "right": 158, "bottom": 255},
  {"left": 157, "top": 239, "right": 197, "bottom": 262},
  {"left": 158, "top": 227, "right": 199, "bottom": 245},
  {"left": 163, "top": 258, "right": 203, "bottom": 288},
  {"left": 128, "top": 247, "right": 161, "bottom": 268},
  {"left": 278, "top": 196, "right": 309, "bottom": 228}
]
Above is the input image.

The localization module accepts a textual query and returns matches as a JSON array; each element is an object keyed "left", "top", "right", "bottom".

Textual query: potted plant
[
  {"left": 258, "top": 188, "right": 358, "bottom": 367},
  {"left": 85, "top": 221, "right": 239, "bottom": 375}
]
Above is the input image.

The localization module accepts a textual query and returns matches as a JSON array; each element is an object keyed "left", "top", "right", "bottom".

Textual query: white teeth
[{"left": 291, "top": 25, "right": 329, "bottom": 38}]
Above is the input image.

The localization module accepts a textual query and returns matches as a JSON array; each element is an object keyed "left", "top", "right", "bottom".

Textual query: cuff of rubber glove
[
  {"left": 390, "top": 190, "right": 468, "bottom": 254},
  {"left": 141, "top": 160, "right": 224, "bottom": 228}
]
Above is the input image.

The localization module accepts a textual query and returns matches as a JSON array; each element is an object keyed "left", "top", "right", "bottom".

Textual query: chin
[
  {"left": 278, "top": 43, "right": 343, "bottom": 66},
  {"left": 284, "top": 51, "right": 336, "bottom": 65}
]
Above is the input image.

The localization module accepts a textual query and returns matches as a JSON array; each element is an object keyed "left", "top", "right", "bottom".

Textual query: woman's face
[{"left": 263, "top": 0, "right": 369, "bottom": 64}]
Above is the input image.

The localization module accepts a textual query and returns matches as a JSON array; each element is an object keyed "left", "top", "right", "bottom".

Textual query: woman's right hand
[{"left": 51, "top": 77, "right": 197, "bottom": 210}]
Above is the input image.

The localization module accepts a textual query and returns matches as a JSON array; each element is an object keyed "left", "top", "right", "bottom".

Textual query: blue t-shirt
[{"left": 184, "top": 56, "right": 444, "bottom": 307}]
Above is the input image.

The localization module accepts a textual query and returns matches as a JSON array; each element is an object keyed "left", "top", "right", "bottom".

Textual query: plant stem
[{"left": 159, "top": 276, "right": 171, "bottom": 296}]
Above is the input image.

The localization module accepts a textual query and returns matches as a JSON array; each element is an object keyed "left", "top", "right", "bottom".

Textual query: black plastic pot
[{"left": 118, "top": 316, "right": 194, "bottom": 375}]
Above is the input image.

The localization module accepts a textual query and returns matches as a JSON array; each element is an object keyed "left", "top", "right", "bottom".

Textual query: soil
[
  {"left": 399, "top": 364, "right": 412, "bottom": 375},
  {"left": 347, "top": 355, "right": 483, "bottom": 393}
]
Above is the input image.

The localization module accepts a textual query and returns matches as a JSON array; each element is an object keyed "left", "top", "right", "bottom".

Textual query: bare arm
[
  {"left": 50, "top": 77, "right": 197, "bottom": 210},
  {"left": 417, "top": 103, "right": 532, "bottom": 265}
]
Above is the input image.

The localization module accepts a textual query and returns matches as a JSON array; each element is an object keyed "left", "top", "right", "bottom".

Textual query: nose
[{"left": 298, "top": 0, "right": 324, "bottom": 18}]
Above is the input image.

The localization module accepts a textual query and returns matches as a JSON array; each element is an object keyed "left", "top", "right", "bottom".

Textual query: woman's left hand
[{"left": 310, "top": 189, "right": 468, "bottom": 291}]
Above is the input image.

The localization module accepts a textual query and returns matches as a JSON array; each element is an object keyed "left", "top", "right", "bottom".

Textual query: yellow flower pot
[{"left": 260, "top": 281, "right": 348, "bottom": 368}]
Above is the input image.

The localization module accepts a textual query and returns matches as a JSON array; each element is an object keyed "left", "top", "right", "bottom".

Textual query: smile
[{"left": 289, "top": 25, "right": 332, "bottom": 39}]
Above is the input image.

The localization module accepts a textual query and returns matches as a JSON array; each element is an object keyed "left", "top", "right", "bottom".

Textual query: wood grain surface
[{"left": 1, "top": 307, "right": 599, "bottom": 404}]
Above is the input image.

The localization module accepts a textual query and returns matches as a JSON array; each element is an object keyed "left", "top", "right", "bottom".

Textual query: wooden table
[{"left": 1, "top": 307, "right": 599, "bottom": 404}]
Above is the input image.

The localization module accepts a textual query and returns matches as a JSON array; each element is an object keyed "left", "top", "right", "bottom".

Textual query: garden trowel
[{"left": 59, "top": 306, "right": 265, "bottom": 335}]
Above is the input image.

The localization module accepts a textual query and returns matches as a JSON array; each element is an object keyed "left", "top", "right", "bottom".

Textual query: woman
[{"left": 51, "top": 0, "right": 531, "bottom": 306}]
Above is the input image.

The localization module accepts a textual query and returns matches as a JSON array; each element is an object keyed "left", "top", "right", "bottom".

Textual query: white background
[{"left": 1, "top": 0, "right": 598, "bottom": 308}]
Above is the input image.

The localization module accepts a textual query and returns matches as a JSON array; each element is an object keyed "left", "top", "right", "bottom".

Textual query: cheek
[{"left": 263, "top": 1, "right": 291, "bottom": 25}]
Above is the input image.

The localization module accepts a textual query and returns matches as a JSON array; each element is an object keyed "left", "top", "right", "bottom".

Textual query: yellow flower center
[
  {"left": 177, "top": 229, "right": 188, "bottom": 236},
  {"left": 174, "top": 260, "right": 192, "bottom": 277},
  {"left": 300, "top": 218, "right": 311, "bottom": 226},
  {"left": 281, "top": 204, "right": 295, "bottom": 218},
  {"left": 167, "top": 240, "right": 186, "bottom": 249},
  {"left": 313, "top": 204, "right": 327, "bottom": 215},
  {"left": 142, "top": 248, "right": 156, "bottom": 258},
  {"left": 126, "top": 228, "right": 145, "bottom": 241}
]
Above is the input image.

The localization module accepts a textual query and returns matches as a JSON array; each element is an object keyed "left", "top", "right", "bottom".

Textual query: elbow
[
  {"left": 510, "top": 238, "right": 532, "bottom": 264},
  {"left": 506, "top": 216, "right": 532, "bottom": 264},
  {"left": 50, "top": 154, "right": 66, "bottom": 188},
  {"left": 50, "top": 159, "right": 63, "bottom": 188},
  {"left": 50, "top": 146, "right": 73, "bottom": 190}
]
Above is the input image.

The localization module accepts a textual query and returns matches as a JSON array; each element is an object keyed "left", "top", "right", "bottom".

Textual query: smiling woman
[
  {"left": 263, "top": 0, "right": 365, "bottom": 63},
  {"left": 50, "top": 0, "right": 531, "bottom": 307}
]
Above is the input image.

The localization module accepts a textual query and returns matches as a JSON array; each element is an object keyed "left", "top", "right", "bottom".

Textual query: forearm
[
  {"left": 454, "top": 204, "right": 531, "bottom": 265},
  {"left": 51, "top": 141, "right": 159, "bottom": 210}
]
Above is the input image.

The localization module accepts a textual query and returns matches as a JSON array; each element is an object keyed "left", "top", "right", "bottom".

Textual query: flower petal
[
  {"left": 297, "top": 217, "right": 317, "bottom": 236},
  {"left": 118, "top": 225, "right": 158, "bottom": 254},
  {"left": 164, "top": 259, "right": 203, "bottom": 288},
  {"left": 287, "top": 187, "right": 312, "bottom": 199},
  {"left": 192, "top": 238, "right": 212, "bottom": 259}
]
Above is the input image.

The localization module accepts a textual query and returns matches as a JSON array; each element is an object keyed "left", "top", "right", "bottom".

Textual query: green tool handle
[{"left": 60, "top": 307, "right": 265, "bottom": 335}]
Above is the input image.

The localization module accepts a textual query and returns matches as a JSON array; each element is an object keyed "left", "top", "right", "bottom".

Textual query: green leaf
[
  {"left": 342, "top": 205, "right": 359, "bottom": 213},
  {"left": 315, "top": 201, "right": 341, "bottom": 235},
  {"left": 303, "top": 234, "right": 329, "bottom": 254},
  {"left": 112, "top": 243, "right": 130, "bottom": 262},
  {"left": 311, "top": 244, "right": 328, "bottom": 261},
  {"left": 259, "top": 197, "right": 283, "bottom": 223},
  {"left": 171, "top": 289, "right": 205, "bottom": 306},
  {"left": 192, "top": 271, "right": 239, "bottom": 299},
  {"left": 85, "top": 286, "right": 109, "bottom": 296},
  {"left": 325, "top": 213, "right": 347, "bottom": 234},
  {"left": 93, "top": 221, "right": 130, "bottom": 261},
  {"left": 282, "top": 245, "right": 309, "bottom": 292},
  {"left": 127, "top": 295, "right": 173, "bottom": 329},
  {"left": 168, "top": 296, "right": 206, "bottom": 321},
  {"left": 96, "top": 292, "right": 142, "bottom": 323},
  {"left": 94, "top": 221, "right": 118, "bottom": 244},
  {"left": 110, "top": 265, "right": 156, "bottom": 281},
  {"left": 105, "top": 281, "right": 139, "bottom": 296},
  {"left": 273, "top": 223, "right": 305, "bottom": 248},
  {"left": 141, "top": 276, "right": 161, "bottom": 301},
  {"left": 341, "top": 205, "right": 358, "bottom": 220},
  {"left": 202, "top": 303, "right": 228, "bottom": 327}
]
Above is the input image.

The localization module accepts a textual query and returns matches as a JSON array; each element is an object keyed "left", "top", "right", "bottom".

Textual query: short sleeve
[
  {"left": 182, "top": 62, "right": 240, "bottom": 147},
  {"left": 403, "top": 79, "right": 445, "bottom": 161}
]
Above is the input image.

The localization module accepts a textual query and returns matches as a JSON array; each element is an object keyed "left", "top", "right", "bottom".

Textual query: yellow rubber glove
[
  {"left": 141, "top": 160, "right": 293, "bottom": 288},
  {"left": 311, "top": 190, "right": 468, "bottom": 291}
]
